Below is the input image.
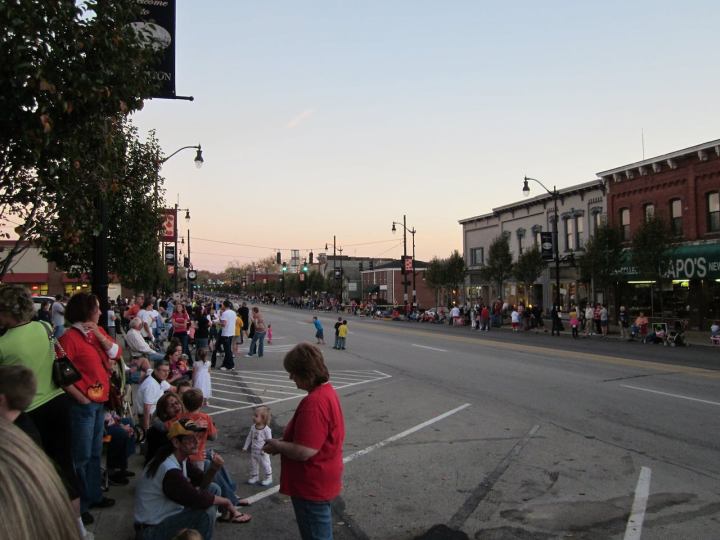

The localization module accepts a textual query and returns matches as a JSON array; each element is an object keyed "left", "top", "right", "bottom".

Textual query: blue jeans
[
  {"left": 70, "top": 401, "right": 105, "bottom": 512},
  {"left": 143, "top": 483, "right": 220, "bottom": 540},
  {"left": 203, "top": 453, "right": 239, "bottom": 505},
  {"left": 53, "top": 324, "right": 65, "bottom": 339},
  {"left": 249, "top": 331, "right": 266, "bottom": 357},
  {"left": 217, "top": 336, "right": 234, "bottom": 368},
  {"left": 291, "top": 497, "right": 334, "bottom": 540}
]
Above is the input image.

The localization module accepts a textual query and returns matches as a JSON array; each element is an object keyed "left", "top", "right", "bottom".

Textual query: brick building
[
  {"left": 597, "top": 138, "right": 720, "bottom": 328},
  {"left": 361, "top": 260, "right": 434, "bottom": 308}
]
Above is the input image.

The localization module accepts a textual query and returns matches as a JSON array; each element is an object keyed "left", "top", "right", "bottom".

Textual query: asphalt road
[{"left": 94, "top": 306, "right": 720, "bottom": 540}]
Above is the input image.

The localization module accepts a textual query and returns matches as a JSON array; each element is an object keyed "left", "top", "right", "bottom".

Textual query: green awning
[{"left": 617, "top": 242, "right": 720, "bottom": 280}]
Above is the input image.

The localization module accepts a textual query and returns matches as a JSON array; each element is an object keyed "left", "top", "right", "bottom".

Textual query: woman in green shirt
[{"left": 0, "top": 285, "right": 81, "bottom": 519}]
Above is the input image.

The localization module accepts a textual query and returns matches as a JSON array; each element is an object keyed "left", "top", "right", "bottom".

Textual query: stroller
[{"left": 666, "top": 320, "right": 689, "bottom": 347}]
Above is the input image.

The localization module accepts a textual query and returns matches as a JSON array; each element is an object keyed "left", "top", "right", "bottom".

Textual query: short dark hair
[
  {"left": 181, "top": 388, "right": 204, "bottom": 412},
  {"left": 222, "top": 300, "right": 232, "bottom": 308},
  {"left": 0, "top": 365, "right": 37, "bottom": 411},
  {"left": 64, "top": 292, "right": 99, "bottom": 324},
  {"left": 156, "top": 392, "right": 183, "bottom": 422},
  {"left": 283, "top": 343, "right": 329, "bottom": 388}
]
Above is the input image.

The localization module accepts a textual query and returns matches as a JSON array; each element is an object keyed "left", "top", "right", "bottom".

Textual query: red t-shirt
[
  {"left": 59, "top": 327, "right": 120, "bottom": 403},
  {"left": 280, "top": 383, "right": 345, "bottom": 501},
  {"left": 179, "top": 411, "right": 217, "bottom": 463},
  {"left": 172, "top": 312, "right": 189, "bottom": 334}
]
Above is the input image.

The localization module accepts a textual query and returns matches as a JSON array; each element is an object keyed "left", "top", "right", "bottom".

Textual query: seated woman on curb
[{"left": 134, "top": 418, "right": 251, "bottom": 540}]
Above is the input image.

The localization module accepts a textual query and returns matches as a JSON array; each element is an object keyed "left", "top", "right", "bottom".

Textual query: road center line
[
  {"left": 241, "top": 403, "right": 471, "bottom": 505},
  {"left": 620, "top": 385, "right": 720, "bottom": 406},
  {"left": 624, "top": 466, "right": 652, "bottom": 540},
  {"left": 411, "top": 343, "right": 448, "bottom": 352}
]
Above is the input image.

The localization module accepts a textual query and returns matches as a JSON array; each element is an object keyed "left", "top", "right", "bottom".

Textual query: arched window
[
  {"left": 708, "top": 192, "right": 720, "bottom": 232},
  {"left": 670, "top": 199, "right": 682, "bottom": 236}
]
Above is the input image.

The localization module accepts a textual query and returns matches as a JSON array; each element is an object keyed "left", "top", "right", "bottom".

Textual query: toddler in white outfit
[{"left": 242, "top": 405, "right": 273, "bottom": 486}]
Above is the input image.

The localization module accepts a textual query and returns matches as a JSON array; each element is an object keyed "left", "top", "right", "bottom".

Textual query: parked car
[{"left": 32, "top": 295, "right": 55, "bottom": 313}]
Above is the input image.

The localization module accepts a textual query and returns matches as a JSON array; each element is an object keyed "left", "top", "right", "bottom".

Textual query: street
[{"left": 96, "top": 305, "right": 720, "bottom": 539}]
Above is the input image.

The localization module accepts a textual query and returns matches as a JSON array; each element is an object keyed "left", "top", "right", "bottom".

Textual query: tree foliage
[
  {"left": 0, "top": 0, "right": 162, "bottom": 280},
  {"left": 631, "top": 217, "right": 672, "bottom": 280},
  {"left": 578, "top": 225, "right": 624, "bottom": 290},
  {"left": 479, "top": 234, "right": 513, "bottom": 296},
  {"left": 512, "top": 245, "right": 545, "bottom": 289}
]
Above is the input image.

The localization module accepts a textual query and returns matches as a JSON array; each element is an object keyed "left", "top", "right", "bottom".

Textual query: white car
[{"left": 32, "top": 295, "right": 55, "bottom": 312}]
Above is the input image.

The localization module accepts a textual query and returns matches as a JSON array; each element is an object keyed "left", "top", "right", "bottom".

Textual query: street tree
[
  {"left": 578, "top": 225, "right": 624, "bottom": 302},
  {"left": 424, "top": 257, "right": 446, "bottom": 308},
  {"left": 479, "top": 234, "right": 513, "bottom": 300},
  {"left": 512, "top": 246, "right": 545, "bottom": 304},
  {"left": 631, "top": 216, "right": 672, "bottom": 315},
  {"left": 0, "top": 1, "right": 161, "bottom": 278},
  {"left": 444, "top": 250, "right": 466, "bottom": 305}
]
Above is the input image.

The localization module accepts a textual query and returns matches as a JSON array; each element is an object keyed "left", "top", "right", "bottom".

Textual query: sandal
[{"left": 223, "top": 512, "right": 251, "bottom": 524}]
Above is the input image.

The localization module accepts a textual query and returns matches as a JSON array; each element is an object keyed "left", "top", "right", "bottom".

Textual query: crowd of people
[{"left": 0, "top": 283, "right": 347, "bottom": 540}]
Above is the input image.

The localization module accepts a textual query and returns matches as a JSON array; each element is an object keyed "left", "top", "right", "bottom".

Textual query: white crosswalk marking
[{"left": 206, "top": 370, "right": 391, "bottom": 416}]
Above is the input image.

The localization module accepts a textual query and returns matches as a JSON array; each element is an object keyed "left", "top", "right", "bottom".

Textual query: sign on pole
[
  {"left": 540, "top": 232, "right": 554, "bottom": 261},
  {"left": 403, "top": 256, "right": 413, "bottom": 273},
  {"left": 162, "top": 209, "right": 177, "bottom": 242},
  {"left": 133, "top": 0, "right": 177, "bottom": 99}
]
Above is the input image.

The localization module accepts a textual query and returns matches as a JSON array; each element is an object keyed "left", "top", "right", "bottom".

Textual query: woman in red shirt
[
  {"left": 263, "top": 343, "right": 345, "bottom": 540},
  {"left": 59, "top": 292, "right": 122, "bottom": 523},
  {"left": 171, "top": 303, "right": 190, "bottom": 356}
]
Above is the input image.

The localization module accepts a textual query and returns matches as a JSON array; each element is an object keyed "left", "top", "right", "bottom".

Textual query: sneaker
[
  {"left": 81, "top": 512, "right": 94, "bottom": 525},
  {"left": 260, "top": 477, "right": 273, "bottom": 486},
  {"left": 247, "top": 478, "right": 259, "bottom": 485},
  {"left": 220, "top": 367, "right": 228, "bottom": 371}
]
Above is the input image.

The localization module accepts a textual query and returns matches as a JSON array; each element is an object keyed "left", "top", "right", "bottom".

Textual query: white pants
[{"left": 249, "top": 450, "right": 272, "bottom": 479}]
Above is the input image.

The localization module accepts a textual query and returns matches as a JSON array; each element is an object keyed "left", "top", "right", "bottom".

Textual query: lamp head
[
  {"left": 522, "top": 177, "right": 531, "bottom": 197},
  {"left": 184, "top": 209, "right": 191, "bottom": 221},
  {"left": 391, "top": 222, "right": 397, "bottom": 233},
  {"left": 325, "top": 243, "right": 328, "bottom": 251},
  {"left": 194, "top": 145, "right": 204, "bottom": 169}
]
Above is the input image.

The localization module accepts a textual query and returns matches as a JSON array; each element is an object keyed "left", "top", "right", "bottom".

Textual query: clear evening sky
[{"left": 133, "top": 1, "right": 720, "bottom": 272}]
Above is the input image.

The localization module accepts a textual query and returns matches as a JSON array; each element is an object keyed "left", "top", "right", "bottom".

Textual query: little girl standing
[
  {"left": 242, "top": 406, "right": 273, "bottom": 486},
  {"left": 192, "top": 348, "right": 212, "bottom": 406},
  {"left": 266, "top": 324, "right": 272, "bottom": 345},
  {"left": 569, "top": 309, "right": 579, "bottom": 339}
]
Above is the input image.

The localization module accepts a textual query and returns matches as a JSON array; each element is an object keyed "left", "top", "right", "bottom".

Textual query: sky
[{"left": 132, "top": 1, "right": 720, "bottom": 272}]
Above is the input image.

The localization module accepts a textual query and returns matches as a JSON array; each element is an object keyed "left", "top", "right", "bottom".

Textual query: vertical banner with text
[
  {"left": 133, "top": 0, "right": 176, "bottom": 98},
  {"left": 540, "top": 232, "right": 554, "bottom": 261}
]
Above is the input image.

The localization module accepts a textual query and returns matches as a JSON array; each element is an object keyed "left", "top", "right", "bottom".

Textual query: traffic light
[
  {"left": 309, "top": 251, "right": 314, "bottom": 264},
  {"left": 282, "top": 262, "right": 287, "bottom": 272},
  {"left": 276, "top": 252, "right": 281, "bottom": 264},
  {"left": 302, "top": 261, "right": 308, "bottom": 272},
  {"left": 183, "top": 256, "right": 189, "bottom": 268}
]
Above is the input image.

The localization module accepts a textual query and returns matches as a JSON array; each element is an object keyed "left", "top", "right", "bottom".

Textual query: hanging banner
[
  {"left": 403, "top": 256, "right": 413, "bottom": 273},
  {"left": 164, "top": 245, "right": 176, "bottom": 264},
  {"left": 132, "top": 0, "right": 176, "bottom": 98},
  {"left": 162, "top": 208, "right": 177, "bottom": 242},
  {"left": 540, "top": 232, "right": 554, "bottom": 261}
]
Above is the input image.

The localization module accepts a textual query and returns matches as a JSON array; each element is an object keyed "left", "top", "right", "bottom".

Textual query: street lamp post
[
  {"left": 392, "top": 215, "right": 417, "bottom": 310},
  {"left": 522, "top": 176, "right": 561, "bottom": 314},
  {"left": 174, "top": 206, "right": 190, "bottom": 293}
]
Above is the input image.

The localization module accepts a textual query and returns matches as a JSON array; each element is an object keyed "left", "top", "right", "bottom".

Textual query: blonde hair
[
  {"left": 255, "top": 405, "right": 271, "bottom": 426},
  {"left": 0, "top": 419, "right": 80, "bottom": 539},
  {"left": 0, "top": 284, "right": 35, "bottom": 323}
]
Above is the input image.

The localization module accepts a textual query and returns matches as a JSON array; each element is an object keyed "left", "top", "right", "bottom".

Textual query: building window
[
  {"left": 565, "top": 218, "right": 575, "bottom": 251},
  {"left": 470, "top": 247, "right": 484, "bottom": 266},
  {"left": 670, "top": 199, "right": 683, "bottom": 236},
  {"left": 620, "top": 208, "right": 630, "bottom": 240},
  {"left": 516, "top": 228, "right": 525, "bottom": 256},
  {"left": 643, "top": 203, "right": 655, "bottom": 222},
  {"left": 709, "top": 192, "right": 720, "bottom": 232},
  {"left": 576, "top": 216, "right": 584, "bottom": 249},
  {"left": 531, "top": 225, "right": 542, "bottom": 247}
]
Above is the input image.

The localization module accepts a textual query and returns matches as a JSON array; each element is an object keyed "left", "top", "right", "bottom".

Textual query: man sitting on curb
[{"left": 134, "top": 418, "right": 251, "bottom": 540}]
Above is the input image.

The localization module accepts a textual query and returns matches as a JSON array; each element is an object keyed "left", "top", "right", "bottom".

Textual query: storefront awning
[
  {"left": 0, "top": 272, "right": 49, "bottom": 283},
  {"left": 617, "top": 243, "right": 720, "bottom": 280}
]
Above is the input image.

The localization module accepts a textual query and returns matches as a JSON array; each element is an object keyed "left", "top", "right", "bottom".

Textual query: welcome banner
[{"left": 133, "top": 0, "right": 176, "bottom": 98}]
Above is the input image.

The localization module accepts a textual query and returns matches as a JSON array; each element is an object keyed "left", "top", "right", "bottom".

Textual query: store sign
[{"left": 618, "top": 244, "right": 720, "bottom": 280}]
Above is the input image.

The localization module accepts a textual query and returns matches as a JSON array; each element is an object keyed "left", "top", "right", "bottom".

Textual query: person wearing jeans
[
  {"left": 59, "top": 292, "right": 123, "bottom": 523},
  {"left": 217, "top": 300, "right": 236, "bottom": 370},
  {"left": 246, "top": 306, "right": 266, "bottom": 358},
  {"left": 263, "top": 344, "right": 345, "bottom": 540}
]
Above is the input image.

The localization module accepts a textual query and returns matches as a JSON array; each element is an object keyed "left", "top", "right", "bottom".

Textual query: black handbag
[{"left": 45, "top": 325, "right": 82, "bottom": 387}]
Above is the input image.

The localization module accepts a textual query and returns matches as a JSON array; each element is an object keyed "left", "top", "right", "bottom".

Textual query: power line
[{"left": 190, "top": 236, "right": 399, "bottom": 252}]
